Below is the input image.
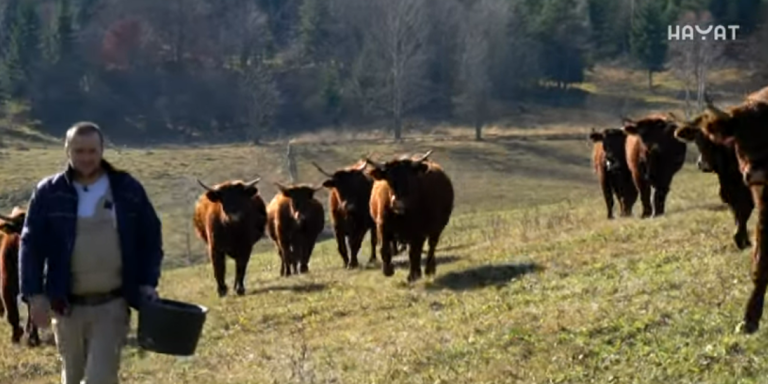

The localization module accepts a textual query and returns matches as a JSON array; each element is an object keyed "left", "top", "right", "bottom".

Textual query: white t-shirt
[{"left": 73, "top": 174, "right": 111, "bottom": 218}]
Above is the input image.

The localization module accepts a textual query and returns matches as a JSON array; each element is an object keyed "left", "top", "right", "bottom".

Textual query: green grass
[
  {"left": 2, "top": 67, "right": 768, "bottom": 383},
  {"left": 1, "top": 132, "right": 767, "bottom": 384}
]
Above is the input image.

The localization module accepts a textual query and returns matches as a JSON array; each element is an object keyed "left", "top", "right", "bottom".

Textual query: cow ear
[
  {"left": 589, "top": 132, "right": 603, "bottom": 142},
  {"left": 674, "top": 126, "right": 699, "bottom": 142},
  {"left": 622, "top": 123, "right": 639, "bottom": 135},
  {"left": 245, "top": 185, "right": 259, "bottom": 196},
  {"left": 322, "top": 179, "right": 335, "bottom": 188},
  {"left": 368, "top": 167, "right": 385, "bottom": 180},
  {"left": 205, "top": 190, "right": 221, "bottom": 202},
  {"left": 413, "top": 162, "right": 429, "bottom": 174}
]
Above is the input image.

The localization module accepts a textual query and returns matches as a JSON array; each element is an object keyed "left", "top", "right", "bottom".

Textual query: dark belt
[{"left": 68, "top": 289, "right": 122, "bottom": 306}]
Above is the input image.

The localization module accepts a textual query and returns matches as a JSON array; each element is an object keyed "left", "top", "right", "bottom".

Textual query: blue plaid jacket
[{"left": 19, "top": 160, "right": 164, "bottom": 309}]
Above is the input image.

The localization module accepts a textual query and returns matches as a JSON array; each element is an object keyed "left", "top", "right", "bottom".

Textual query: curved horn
[
  {"left": 704, "top": 91, "right": 729, "bottom": 118},
  {"left": 196, "top": 178, "right": 214, "bottom": 191},
  {"left": 355, "top": 161, "right": 368, "bottom": 171},
  {"left": 666, "top": 112, "right": 680, "bottom": 122},
  {"left": 274, "top": 182, "right": 288, "bottom": 194},
  {"left": 244, "top": 177, "right": 261, "bottom": 187},
  {"left": 621, "top": 115, "right": 633, "bottom": 125},
  {"left": 311, "top": 161, "right": 333, "bottom": 177},
  {"left": 415, "top": 150, "right": 433, "bottom": 162}
]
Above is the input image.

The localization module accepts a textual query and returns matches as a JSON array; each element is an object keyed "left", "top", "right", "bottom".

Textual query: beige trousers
[{"left": 52, "top": 298, "right": 130, "bottom": 384}]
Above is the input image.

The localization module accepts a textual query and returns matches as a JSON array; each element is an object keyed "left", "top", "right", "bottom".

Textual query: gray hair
[{"left": 64, "top": 121, "right": 104, "bottom": 149}]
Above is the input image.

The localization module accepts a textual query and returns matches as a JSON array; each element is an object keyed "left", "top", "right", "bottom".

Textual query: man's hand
[
  {"left": 139, "top": 285, "right": 158, "bottom": 302},
  {"left": 29, "top": 295, "right": 51, "bottom": 328}
]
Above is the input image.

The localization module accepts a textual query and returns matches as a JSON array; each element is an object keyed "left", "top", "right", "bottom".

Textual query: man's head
[
  {"left": 65, "top": 121, "right": 105, "bottom": 178},
  {"left": 312, "top": 160, "right": 371, "bottom": 212},
  {"left": 589, "top": 128, "right": 628, "bottom": 172},
  {"left": 365, "top": 150, "right": 433, "bottom": 214},
  {"left": 197, "top": 178, "right": 261, "bottom": 222}
]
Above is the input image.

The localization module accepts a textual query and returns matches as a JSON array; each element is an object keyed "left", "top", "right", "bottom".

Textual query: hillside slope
[{"left": 2, "top": 133, "right": 766, "bottom": 384}]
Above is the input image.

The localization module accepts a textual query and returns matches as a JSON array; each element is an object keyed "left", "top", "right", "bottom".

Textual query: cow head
[
  {"left": 622, "top": 114, "right": 683, "bottom": 150},
  {"left": 673, "top": 115, "right": 719, "bottom": 173},
  {"left": 197, "top": 178, "right": 261, "bottom": 222},
  {"left": 0, "top": 207, "right": 26, "bottom": 235},
  {"left": 589, "top": 128, "right": 627, "bottom": 172},
  {"left": 365, "top": 150, "right": 433, "bottom": 215},
  {"left": 694, "top": 95, "right": 768, "bottom": 185},
  {"left": 274, "top": 182, "right": 322, "bottom": 224},
  {"left": 312, "top": 160, "right": 371, "bottom": 213}
]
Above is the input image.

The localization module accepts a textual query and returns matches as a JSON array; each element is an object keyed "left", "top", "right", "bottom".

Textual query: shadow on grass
[
  {"left": 249, "top": 282, "right": 327, "bottom": 295},
  {"left": 392, "top": 255, "right": 462, "bottom": 270},
  {"left": 428, "top": 262, "right": 544, "bottom": 291}
]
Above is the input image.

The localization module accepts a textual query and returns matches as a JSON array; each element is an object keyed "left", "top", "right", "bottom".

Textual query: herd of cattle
[
  {"left": 2, "top": 85, "right": 768, "bottom": 348},
  {"left": 0, "top": 150, "right": 454, "bottom": 346}
]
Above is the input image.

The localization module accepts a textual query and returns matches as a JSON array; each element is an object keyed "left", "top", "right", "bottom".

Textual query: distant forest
[{"left": 0, "top": 0, "right": 767, "bottom": 143}]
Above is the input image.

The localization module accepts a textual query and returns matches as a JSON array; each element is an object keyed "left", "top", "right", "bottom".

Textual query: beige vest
[{"left": 70, "top": 186, "right": 123, "bottom": 295}]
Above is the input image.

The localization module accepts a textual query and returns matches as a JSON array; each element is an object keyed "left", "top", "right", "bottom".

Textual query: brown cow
[
  {"left": 312, "top": 160, "right": 406, "bottom": 269},
  {"left": 266, "top": 183, "right": 325, "bottom": 276},
  {"left": 678, "top": 87, "right": 768, "bottom": 333},
  {"left": 622, "top": 114, "right": 687, "bottom": 217},
  {"left": 674, "top": 119, "right": 753, "bottom": 250},
  {"left": 193, "top": 178, "right": 267, "bottom": 297},
  {"left": 0, "top": 207, "right": 40, "bottom": 346},
  {"left": 365, "top": 150, "right": 454, "bottom": 282},
  {"left": 589, "top": 128, "right": 638, "bottom": 219}
]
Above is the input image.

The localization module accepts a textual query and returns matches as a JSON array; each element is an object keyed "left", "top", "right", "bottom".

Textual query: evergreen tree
[
  {"left": 0, "top": 0, "right": 42, "bottom": 99},
  {"left": 630, "top": 0, "right": 669, "bottom": 89},
  {"left": 299, "top": 0, "right": 331, "bottom": 61}
]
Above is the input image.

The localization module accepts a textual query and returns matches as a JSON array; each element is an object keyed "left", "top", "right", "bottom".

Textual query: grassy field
[{"left": 2, "top": 67, "right": 768, "bottom": 383}]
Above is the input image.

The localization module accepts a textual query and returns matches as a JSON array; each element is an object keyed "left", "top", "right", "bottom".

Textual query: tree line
[{"left": 0, "top": 0, "right": 765, "bottom": 143}]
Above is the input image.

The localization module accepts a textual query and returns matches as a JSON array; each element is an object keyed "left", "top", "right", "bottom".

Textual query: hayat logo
[{"left": 668, "top": 24, "right": 740, "bottom": 40}]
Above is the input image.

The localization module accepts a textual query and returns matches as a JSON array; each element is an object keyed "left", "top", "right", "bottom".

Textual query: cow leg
[
  {"left": 233, "top": 254, "right": 250, "bottom": 296},
  {"left": 347, "top": 230, "right": 365, "bottom": 269},
  {"left": 733, "top": 200, "right": 754, "bottom": 250},
  {"left": 1, "top": 285, "right": 23, "bottom": 343},
  {"left": 425, "top": 234, "right": 440, "bottom": 276},
  {"left": 380, "top": 227, "right": 395, "bottom": 277},
  {"left": 652, "top": 186, "right": 670, "bottom": 217},
  {"left": 334, "top": 227, "right": 350, "bottom": 268},
  {"left": 210, "top": 249, "right": 228, "bottom": 297},
  {"left": 407, "top": 237, "right": 426, "bottom": 283},
  {"left": 368, "top": 227, "right": 378, "bottom": 265},
  {"left": 25, "top": 304, "right": 40, "bottom": 347},
  {"left": 601, "top": 177, "right": 615, "bottom": 219},
  {"left": 741, "top": 240, "right": 768, "bottom": 334},
  {"left": 638, "top": 181, "right": 652, "bottom": 218}
]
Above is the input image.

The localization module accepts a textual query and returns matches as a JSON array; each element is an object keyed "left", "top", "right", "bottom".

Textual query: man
[{"left": 19, "top": 122, "right": 164, "bottom": 384}]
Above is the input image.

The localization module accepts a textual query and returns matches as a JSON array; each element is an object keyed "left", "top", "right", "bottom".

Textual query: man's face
[{"left": 67, "top": 132, "right": 103, "bottom": 176}]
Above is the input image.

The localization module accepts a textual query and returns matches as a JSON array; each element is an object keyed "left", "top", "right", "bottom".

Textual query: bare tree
[
  {"left": 454, "top": 0, "right": 509, "bottom": 141},
  {"left": 352, "top": 0, "right": 431, "bottom": 140},
  {"left": 240, "top": 63, "right": 280, "bottom": 144},
  {"left": 668, "top": 11, "right": 724, "bottom": 117}
]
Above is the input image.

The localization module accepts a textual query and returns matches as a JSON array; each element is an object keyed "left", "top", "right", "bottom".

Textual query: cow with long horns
[
  {"left": 621, "top": 113, "right": 687, "bottom": 217},
  {"left": 0, "top": 207, "right": 40, "bottom": 346},
  {"left": 671, "top": 86, "right": 768, "bottom": 334},
  {"left": 312, "top": 159, "right": 407, "bottom": 269},
  {"left": 192, "top": 177, "right": 267, "bottom": 297},
  {"left": 266, "top": 182, "right": 325, "bottom": 276},
  {"left": 366, "top": 150, "right": 454, "bottom": 282}
]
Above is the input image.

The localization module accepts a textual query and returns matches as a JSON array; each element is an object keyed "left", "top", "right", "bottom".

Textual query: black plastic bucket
[{"left": 137, "top": 298, "right": 208, "bottom": 356}]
